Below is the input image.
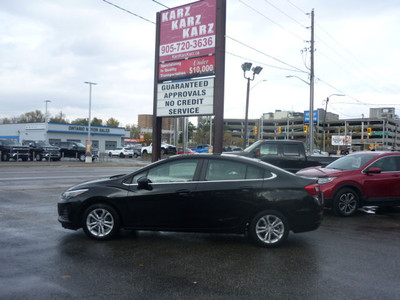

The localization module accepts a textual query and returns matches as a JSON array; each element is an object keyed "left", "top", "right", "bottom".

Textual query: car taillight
[{"left": 305, "top": 184, "right": 320, "bottom": 195}]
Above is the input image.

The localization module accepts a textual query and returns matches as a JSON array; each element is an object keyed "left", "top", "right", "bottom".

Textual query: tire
[
  {"left": 162, "top": 148, "right": 167, "bottom": 155},
  {"left": 108, "top": 152, "right": 112, "bottom": 157},
  {"left": 133, "top": 153, "right": 138, "bottom": 158},
  {"left": 1, "top": 153, "right": 10, "bottom": 161},
  {"left": 79, "top": 153, "right": 86, "bottom": 161},
  {"left": 35, "top": 153, "right": 42, "bottom": 161},
  {"left": 82, "top": 204, "right": 120, "bottom": 240},
  {"left": 142, "top": 150, "right": 147, "bottom": 155},
  {"left": 333, "top": 188, "right": 359, "bottom": 217},
  {"left": 119, "top": 153, "right": 125, "bottom": 158},
  {"left": 248, "top": 210, "right": 289, "bottom": 248},
  {"left": 21, "top": 157, "right": 28, "bottom": 161}
]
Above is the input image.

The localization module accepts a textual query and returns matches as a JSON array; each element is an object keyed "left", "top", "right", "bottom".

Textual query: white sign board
[
  {"left": 332, "top": 135, "right": 352, "bottom": 146},
  {"left": 157, "top": 78, "right": 214, "bottom": 117}
]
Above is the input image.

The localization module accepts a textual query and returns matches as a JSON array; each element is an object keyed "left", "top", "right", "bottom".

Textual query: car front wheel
[
  {"left": 79, "top": 153, "right": 86, "bottom": 161},
  {"left": 82, "top": 204, "right": 120, "bottom": 240},
  {"left": 249, "top": 210, "right": 289, "bottom": 248},
  {"left": 333, "top": 188, "right": 359, "bottom": 217}
]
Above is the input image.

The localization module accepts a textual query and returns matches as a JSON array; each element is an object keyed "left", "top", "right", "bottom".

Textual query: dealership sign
[
  {"left": 157, "top": 78, "right": 214, "bottom": 117},
  {"left": 159, "top": 0, "right": 216, "bottom": 63},
  {"left": 159, "top": 55, "right": 215, "bottom": 80}
]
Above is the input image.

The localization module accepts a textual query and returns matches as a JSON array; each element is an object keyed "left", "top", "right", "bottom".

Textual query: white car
[
  {"left": 141, "top": 142, "right": 176, "bottom": 155},
  {"left": 108, "top": 147, "right": 133, "bottom": 158}
]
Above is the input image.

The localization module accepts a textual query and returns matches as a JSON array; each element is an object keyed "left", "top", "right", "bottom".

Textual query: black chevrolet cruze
[{"left": 58, "top": 154, "right": 323, "bottom": 247}]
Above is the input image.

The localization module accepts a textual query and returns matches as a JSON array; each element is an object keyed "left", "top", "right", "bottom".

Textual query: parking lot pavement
[{"left": 1, "top": 164, "right": 399, "bottom": 299}]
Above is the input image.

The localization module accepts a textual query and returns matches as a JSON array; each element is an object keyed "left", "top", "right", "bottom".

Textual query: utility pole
[{"left": 308, "top": 9, "right": 315, "bottom": 154}]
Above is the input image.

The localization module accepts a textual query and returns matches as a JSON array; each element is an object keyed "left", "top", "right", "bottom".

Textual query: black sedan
[{"left": 58, "top": 154, "right": 323, "bottom": 247}]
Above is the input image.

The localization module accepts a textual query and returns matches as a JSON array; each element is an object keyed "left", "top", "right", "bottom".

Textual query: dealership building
[{"left": 0, "top": 122, "right": 129, "bottom": 152}]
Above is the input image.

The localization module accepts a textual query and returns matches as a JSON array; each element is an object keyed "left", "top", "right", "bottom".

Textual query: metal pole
[
  {"left": 84, "top": 81, "right": 97, "bottom": 163},
  {"left": 44, "top": 100, "right": 51, "bottom": 123},
  {"left": 308, "top": 9, "right": 315, "bottom": 154},
  {"left": 244, "top": 77, "right": 250, "bottom": 148}
]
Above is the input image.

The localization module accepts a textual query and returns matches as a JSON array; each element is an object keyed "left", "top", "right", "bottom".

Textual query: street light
[
  {"left": 242, "top": 62, "right": 263, "bottom": 148},
  {"left": 84, "top": 81, "right": 97, "bottom": 163},
  {"left": 322, "top": 93, "right": 345, "bottom": 151},
  {"left": 44, "top": 100, "right": 51, "bottom": 123}
]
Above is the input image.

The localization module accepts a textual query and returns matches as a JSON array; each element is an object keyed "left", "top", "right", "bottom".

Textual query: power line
[
  {"left": 238, "top": 0, "right": 305, "bottom": 42},
  {"left": 101, "top": 0, "right": 155, "bottom": 24},
  {"left": 227, "top": 35, "right": 308, "bottom": 74}
]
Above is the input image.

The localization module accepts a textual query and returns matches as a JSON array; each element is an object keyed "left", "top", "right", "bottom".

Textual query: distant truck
[
  {"left": 141, "top": 142, "right": 176, "bottom": 155},
  {"left": 229, "top": 140, "right": 337, "bottom": 173},
  {"left": 0, "top": 139, "right": 30, "bottom": 161},
  {"left": 22, "top": 140, "right": 61, "bottom": 161}
]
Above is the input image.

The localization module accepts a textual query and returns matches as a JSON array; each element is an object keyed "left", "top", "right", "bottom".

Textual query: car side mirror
[
  {"left": 137, "top": 177, "right": 152, "bottom": 190},
  {"left": 365, "top": 167, "right": 381, "bottom": 174}
]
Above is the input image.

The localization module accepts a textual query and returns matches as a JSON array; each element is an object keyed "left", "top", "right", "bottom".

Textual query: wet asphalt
[{"left": 0, "top": 159, "right": 399, "bottom": 299}]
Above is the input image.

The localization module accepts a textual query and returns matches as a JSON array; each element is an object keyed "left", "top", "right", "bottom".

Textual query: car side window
[
  {"left": 205, "top": 160, "right": 265, "bottom": 181},
  {"left": 283, "top": 144, "right": 300, "bottom": 157},
  {"left": 369, "top": 156, "right": 400, "bottom": 172},
  {"left": 146, "top": 160, "right": 199, "bottom": 183},
  {"left": 259, "top": 144, "right": 278, "bottom": 155}
]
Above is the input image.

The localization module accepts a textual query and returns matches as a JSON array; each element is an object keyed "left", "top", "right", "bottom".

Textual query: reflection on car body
[{"left": 58, "top": 154, "right": 323, "bottom": 247}]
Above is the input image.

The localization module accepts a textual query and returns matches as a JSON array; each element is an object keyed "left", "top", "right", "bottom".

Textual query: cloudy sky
[{"left": 1, "top": 0, "right": 399, "bottom": 127}]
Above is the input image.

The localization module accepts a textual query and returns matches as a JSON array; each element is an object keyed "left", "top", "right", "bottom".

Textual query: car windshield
[
  {"left": 1, "top": 139, "right": 18, "bottom": 145},
  {"left": 325, "top": 153, "right": 376, "bottom": 170},
  {"left": 36, "top": 141, "right": 53, "bottom": 147}
]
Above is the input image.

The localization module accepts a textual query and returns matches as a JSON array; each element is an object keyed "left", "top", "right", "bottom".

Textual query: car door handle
[{"left": 176, "top": 189, "right": 192, "bottom": 197}]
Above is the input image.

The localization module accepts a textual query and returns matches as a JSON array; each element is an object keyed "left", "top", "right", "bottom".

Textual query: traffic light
[
  {"left": 278, "top": 126, "right": 282, "bottom": 134},
  {"left": 303, "top": 125, "right": 308, "bottom": 134},
  {"left": 254, "top": 126, "right": 258, "bottom": 135},
  {"left": 367, "top": 127, "right": 372, "bottom": 136}
]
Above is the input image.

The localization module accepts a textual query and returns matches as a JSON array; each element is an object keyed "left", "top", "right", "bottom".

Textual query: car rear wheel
[
  {"left": 35, "top": 153, "right": 42, "bottom": 161},
  {"left": 82, "top": 204, "right": 120, "bottom": 240},
  {"left": 333, "top": 188, "right": 359, "bottom": 217},
  {"left": 249, "top": 210, "right": 289, "bottom": 248}
]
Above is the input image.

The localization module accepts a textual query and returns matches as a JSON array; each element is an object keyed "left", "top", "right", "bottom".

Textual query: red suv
[{"left": 297, "top": 151, "right": 400, "bottom": 217}]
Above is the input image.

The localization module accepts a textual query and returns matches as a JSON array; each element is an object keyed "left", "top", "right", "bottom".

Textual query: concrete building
[{"left": 0, "top": 122, "right": 129, "bottom": 152}]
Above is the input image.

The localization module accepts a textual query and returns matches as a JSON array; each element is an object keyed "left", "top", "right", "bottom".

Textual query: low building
[{"left": 0, "top": 122, "right": 129, "bottom": 152}]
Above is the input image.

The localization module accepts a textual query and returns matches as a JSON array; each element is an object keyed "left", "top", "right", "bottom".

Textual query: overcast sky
[{"left": 1, "top": 0, "right": 399, "bottom": 127}]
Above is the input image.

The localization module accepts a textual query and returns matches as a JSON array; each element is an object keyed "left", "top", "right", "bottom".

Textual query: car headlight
[
  {"left": 61, "top": 189, "right": 89, "bottom": 200},
  {"left": 317, "top": 177, "right": 336, "bottom": 184}
]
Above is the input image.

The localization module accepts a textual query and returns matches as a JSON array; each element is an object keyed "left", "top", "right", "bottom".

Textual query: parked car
[
  {"left": 191, "top": 144, "right": 211, "bottom": 153},
  {"left": 141, "top": 142, "right": 176, "bottom": 155},
  {"left": 22, "top": 140, "right": 61, "bottom": 161},
  {"left": 130, "top": 144, "right": 142, "bottom": 158},
  {"left": 58, "top": 141, "right": 99, "bottom": 161},
  {"left": 296, "top": 151, "right": 400, "bottom": 217},
  {"left": 312, "top": 149, "right": 328, "bottom": 156},
  {"left": 108, "top": 147, "right": 134, "bottom": 158},
  {"left": 223, "top": 146, "right": 243, "bottom": 152},
  {"left": 177, "top": 147, "right": 196, "bottom": 154},
  {"left": 57, "top": 154, "right": 323, "bottom": 247},
  {"left": 230, "top": 140, "right": 337, "bottom": 173},
  {"left": 0, "top": 139, "right": 30, "bottom": 161}
]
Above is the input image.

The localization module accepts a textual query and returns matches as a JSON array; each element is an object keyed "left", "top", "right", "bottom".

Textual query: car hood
[
  {"left": 296, "top": 167, "right": 346, "bottom": 177},
  {"left": 66, "top": 174, "right": 126, "bottom": 191}
]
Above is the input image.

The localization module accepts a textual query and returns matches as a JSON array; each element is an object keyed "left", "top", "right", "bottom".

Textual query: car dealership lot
[{"left": 0, "top": 163, "right": 399, "bottom": 299}]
